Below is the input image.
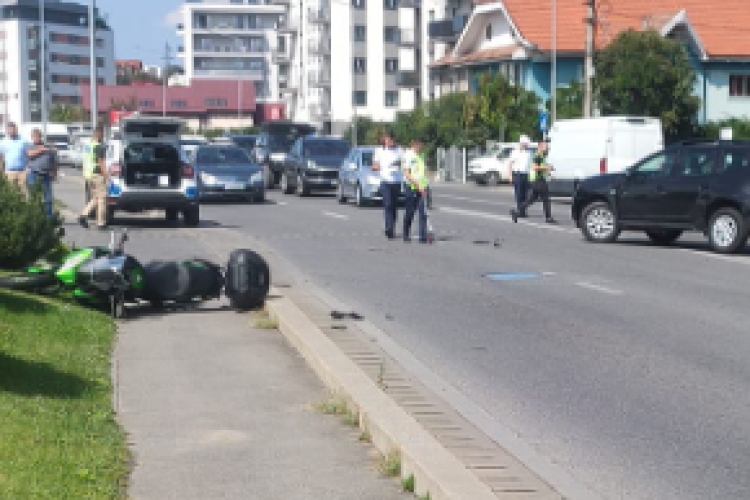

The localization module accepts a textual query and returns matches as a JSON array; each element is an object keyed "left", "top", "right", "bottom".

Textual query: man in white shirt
[
  {"left": 508, "top": 134, "right": 533, "bottom": 215},
  {"left": 372, "top": 131, "right": 402, "bottom": 239}
]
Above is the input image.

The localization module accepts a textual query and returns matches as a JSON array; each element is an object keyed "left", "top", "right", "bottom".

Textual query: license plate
[
  {"left": 158, "top": 175, "right": 169, "bottom": 187},
  {"left": 226, "top": 182, "right": 245, "bottom": 190}
]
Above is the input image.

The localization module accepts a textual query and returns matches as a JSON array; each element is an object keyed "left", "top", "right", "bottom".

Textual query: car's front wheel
[
  {"left": 183, "top": 206, "right": 200, "bottom": 227},
  {"left": 708, "top": 207, "right": 748, "bottom": 254},
  {"left": 645, "top": 229, "right": 683, "bottom": 246},
  {"left": 580, "top": 201, "right": 619, "bottom": 243},
  {"left": 263, "top": 164, "right": 274, "bottom": 189}
]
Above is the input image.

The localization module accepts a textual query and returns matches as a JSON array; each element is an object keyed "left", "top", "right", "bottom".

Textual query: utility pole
[
  {"left": 551, "top": 0, "right": 556, "bottom": 124},
  {"left": 89, "top": 0, "right": 97, "bottom": 128},
  {"left": 40, "top": 0, "right": 47, "bottom": 138},
  {"left": 161, "top": 42, "right": 173, "bottom": 117},
  {"left": 584, "top": 0, "right": 595, "bottom": 117}
]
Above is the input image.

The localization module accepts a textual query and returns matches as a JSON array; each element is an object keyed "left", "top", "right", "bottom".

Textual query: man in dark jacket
[
  {"left": 27, "top": 128, "right": 57, "bottom": 218},
  {"left": 511, "top": 140, "right": 556, "bottom": 224}
]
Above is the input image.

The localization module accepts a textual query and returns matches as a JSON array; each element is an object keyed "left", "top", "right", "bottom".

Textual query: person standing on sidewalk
[
  {"left": 371, "top": 131, "right": 403, "bottom": 240},
  {"left": 0, "top": 122, "right": 31, "bottom": 198},
  {"left": 402, "top": 138, "right": 429, "bottom": 243},
  {"left": 27, "top": 128, "right": 57, "bottom": 219},
  {"left": 508, "top": 134, "right": 533, "bottom": 215},
  {"left": 511, "top": 140, "right": 556, "bottom": 224},
  {"left": 78, "top": 127, "right": 108, "bottom": 229}
]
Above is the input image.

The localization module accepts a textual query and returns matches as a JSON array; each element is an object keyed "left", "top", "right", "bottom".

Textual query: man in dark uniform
[{"left": 511, "top": 140, "right": 556, "bottom": 224}]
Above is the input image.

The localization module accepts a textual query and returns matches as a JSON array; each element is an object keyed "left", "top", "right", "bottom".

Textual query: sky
[{"left": 97, "top": 0, "right": 184, "bottom": 66}]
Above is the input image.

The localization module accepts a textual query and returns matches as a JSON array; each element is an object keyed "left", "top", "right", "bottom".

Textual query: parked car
[
  {"left": 280, "top": 136, "right": 350, "bottom": 196},
  {"left": 468, "top": 143, "right": 538, "bottom": 185},
  {"left": 106, "top": 116, "right": 200, "bottom": 226},
  {"left": 572, "top": 139, "right": 750, "bottom": 254},
  {"left": 548, "top": 116, "right": 664, "bottom": 195},
  {"left": 338, "top": 146, "right": 389, "bottom": 206},
  {"left": 190, "top": 144, "right": 265, "bottom": 203},
  {"left": 252, "top": 121, "right": 316, "bottom": 189}
]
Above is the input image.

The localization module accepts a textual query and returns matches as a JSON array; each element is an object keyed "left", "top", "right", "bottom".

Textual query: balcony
[
  {"left": 270, "top": 0, "right": 290, "bottom": 3},
  {"left": 193, "top": 44, "right": 266, "bottom": 56},
  {"left": 396, "top": 70, "right": 420, "bottom": 87},
  {"left": 399, "top": 28, "right": 416, "bottom": 46},
  {"left": 428, "top": 14, "right": 469, "bottom": 41},
  {"left": 194, "top": 68, "right": 264, "bottom": 80},
  {"left": 309, "top": 103, "right": 331, "bottom": 120},
  {"left": 308, "top": 9, "right": 330, "bottom": 24},
  {"left": 277, "top": 16, "right": 299, "bottom": 33},
  {"left": 307, "top": 39, "right": 330, "bottom": 55},
  {"left": 308, "top": 71, "right": 331, "bottom": 87},
  {"left": 273, "top": 49, "right": 290, "bottom": 63}
]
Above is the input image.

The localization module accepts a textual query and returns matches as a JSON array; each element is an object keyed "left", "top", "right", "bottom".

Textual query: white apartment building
[
  {"left": 0, "top": 0, "right": 115, "bottom": 125},
  {"left": 284, "top": 0, "right": 422, "bottom": 135},
  {"left": 176, "top": 0, "right": 287, "bottom": 107}
]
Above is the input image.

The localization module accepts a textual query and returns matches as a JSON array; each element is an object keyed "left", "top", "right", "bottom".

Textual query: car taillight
[
  {"left": 181, "top": 162, "right": 195, "bottom": 178},
  {"left": 600, "top": 158, "right": 607, "bottom": 174},
  {"left": 110, "top": 163, "right": 122, "bottom": 177}
]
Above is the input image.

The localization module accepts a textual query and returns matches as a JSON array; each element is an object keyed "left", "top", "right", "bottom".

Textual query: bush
[
  {"left": 696, "top": 118, "right": 750, "bottom": 140},
  {"left": 0, "top": 175, "right": 63, "bottom": 270}
]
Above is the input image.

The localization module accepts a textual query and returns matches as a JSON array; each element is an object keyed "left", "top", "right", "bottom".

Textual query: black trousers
[
  {"left": 381, "top": 182, "right": 401, "bottom": 236},
  {"left": 403, "top": 189, "right": 427, "bottom": 241},
  {"left": 520, "top": 178, "right": 552, "bottom": 219}
]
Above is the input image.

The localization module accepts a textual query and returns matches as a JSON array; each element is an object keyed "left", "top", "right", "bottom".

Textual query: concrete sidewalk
[{"left": 116, "top": 302, "right": 407, "bottom": 500}]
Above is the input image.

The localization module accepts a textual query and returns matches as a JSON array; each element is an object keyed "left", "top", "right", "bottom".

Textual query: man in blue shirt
[{"left": 0, "top": 122, "right": 31, "bottom": 198}]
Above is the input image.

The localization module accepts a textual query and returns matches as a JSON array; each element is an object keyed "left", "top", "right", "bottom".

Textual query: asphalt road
[{"left": 56, "top": 172, "right": 750, "bottom": 500}]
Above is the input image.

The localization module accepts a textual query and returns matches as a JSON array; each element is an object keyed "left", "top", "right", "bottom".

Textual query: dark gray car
[
  {"left": 280, "top": 136, "right": 351, "bottom": 196},
  {"left": 192, "top": 145, "right": 265, "bottom": 203}
]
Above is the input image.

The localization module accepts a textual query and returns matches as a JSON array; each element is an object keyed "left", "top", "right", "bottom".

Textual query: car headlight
[
  {"left": 250, "top": 172, "right": 263, "bottom": 184},
  {"left": 307, "top": 159, "right": 317, "bottom": 169},
  {"left": 200, "top": 172, "right": 216, "bottom": 185}
]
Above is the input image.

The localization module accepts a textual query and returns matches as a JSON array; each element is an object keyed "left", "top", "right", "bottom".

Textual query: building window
[
  {"left": 384, "top": 27, "right": 399, "bottom": 43},
  {"left": 171, "top": 100, "right": 187, "bottom": 108},
  {"left": 385, "top": 58, "right": 398, "bottom": 73},
  {"left": 352, "top": 0, "right": 366, "bottom": 9},
  {"left": 206, "top": 98, "right": 228, "bottom": 107},
  {"left": 486, "top": 23, "right": 492, "bottom": 40},
  {"left": 139, "top": 99, "right": 154, "bottom": 108},
  {"left": 384, "top": 0, "right": 398, "bottom": 9},
  {"left": 385, "top": 91, "right": 398, "bottom": 107},
  {"left": 354, "top": 25, "right": 366, "bottom": 42},
  {"left": 353, "top": 90, "right": 367, "bottom": 106},
  {"left": 729, "top": 75, "right": 750, "bottom": 97},
  {"left": 353, "top": 57, "right": 366, "bottom": 73}
]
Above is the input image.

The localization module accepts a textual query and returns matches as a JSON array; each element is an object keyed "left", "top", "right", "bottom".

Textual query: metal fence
[{"left": 436, "top": 146, "right": 484, "bottom": 182}]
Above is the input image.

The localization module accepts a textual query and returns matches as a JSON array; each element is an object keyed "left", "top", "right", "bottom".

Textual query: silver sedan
[{"left": 337, "top": 146, "right": 400, "bottom": 207}]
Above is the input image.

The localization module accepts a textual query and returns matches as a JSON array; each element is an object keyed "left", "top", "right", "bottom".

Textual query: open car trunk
[{"left": 124, "top": 143, "right": 181, "bottom": 188}]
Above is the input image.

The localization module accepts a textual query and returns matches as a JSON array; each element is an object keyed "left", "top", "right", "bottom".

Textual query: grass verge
[{"left": 0, "top": 288, "right": 128, "bottom": 499}]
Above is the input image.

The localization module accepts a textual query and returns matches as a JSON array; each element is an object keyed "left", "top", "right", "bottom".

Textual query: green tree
[
  {"left": 48, "top": 104, "right": 87, "bottom": 123},
  {"left": 465, "top": 73, "right": 541, "bottom": 142},
  {"left": 595, "top": 29, "right": 701, "bottom": 140},
  {"left": 548, "top": 80, "right": 584, "bottom": 120}
]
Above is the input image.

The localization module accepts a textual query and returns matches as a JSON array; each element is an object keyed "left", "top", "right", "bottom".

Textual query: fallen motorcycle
[{"left": 0, "top": 230, "right": 270, "bottom": 318}]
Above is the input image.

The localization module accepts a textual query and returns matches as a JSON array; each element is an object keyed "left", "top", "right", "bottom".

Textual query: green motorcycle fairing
[{"left": 55, "top": 248, "right": 96, "bottom": 286}]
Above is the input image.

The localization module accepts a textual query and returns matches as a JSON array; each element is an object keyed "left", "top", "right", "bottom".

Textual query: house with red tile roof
[{"left": 428, "top": 0, "right": 750, "bottom": 126}]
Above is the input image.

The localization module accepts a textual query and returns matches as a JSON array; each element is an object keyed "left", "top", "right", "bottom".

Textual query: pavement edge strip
[{"left": 266, "top": 287, "right": 498, "bottom": 500}]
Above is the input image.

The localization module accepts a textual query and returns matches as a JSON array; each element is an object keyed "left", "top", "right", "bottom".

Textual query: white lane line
[
  {"left": 277, "top": 201, "right": 288, "bottom": 206},
  {"left": 322, "top": 211, "right": 349, "bottom": 220},
  {"left": 575, "top": 281, "right": 623, "bottom": 296},
  {"left": 438, "top": 205, "right": 578, "bottom": 234}
]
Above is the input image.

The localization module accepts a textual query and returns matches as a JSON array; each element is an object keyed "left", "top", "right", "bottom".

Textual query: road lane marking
[
  {"left": 277, "top": 201, "right": 288, "bottom": 206},
  {"left": 322, "top": 211, "right": 349, "bottom": 220},
  {"left": 575, "top": 281, "right": 623, "bottom": 296},
  {"left": 438, "top": 206, "right": 578, "bottom": 234}
]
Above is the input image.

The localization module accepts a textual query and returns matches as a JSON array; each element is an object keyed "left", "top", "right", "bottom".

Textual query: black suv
[
  {"left": 572, "top": 140, "right": 750, "bottom": 253},
  {"left": 251, "top": 121, "right": 316, "bottom": 189},
  {"left": 280, "top": 136, "right": 351, "bottom": 196}
]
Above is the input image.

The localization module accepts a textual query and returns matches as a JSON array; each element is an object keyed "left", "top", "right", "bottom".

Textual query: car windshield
[
  {"left": 268, "top": 134, "right": 298, "bottom": 149},
  {"left": 498, "top": 147, "right": 514, "bottom": 159},
  {"left": 304, "top": 140, "right": 349, "bottom": 157},
  {"left": 231, "top": 137, "right": 256, "bottom": 150},
  {"left": 196, "top": 147, "right": 252, "bottom": 165},
  {"left": 361, "top": 151, "right": 374, "bottom": 167}
]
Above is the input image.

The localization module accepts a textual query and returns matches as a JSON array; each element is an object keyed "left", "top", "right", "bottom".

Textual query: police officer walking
[
  {"left": 511, "top": 140, "right": 556, "bottom": 224},
  {"left": 78, "top": 127, "right": 108, "bottom": 229},
  {"left": 402, "top": 138, "right": 429, "bottom": 243},
  {"left": 508, "top": 134, "right": 533, "bottom": 213},
  {"left": 372, "top": 131, "right": 403, "bottom": 240}
]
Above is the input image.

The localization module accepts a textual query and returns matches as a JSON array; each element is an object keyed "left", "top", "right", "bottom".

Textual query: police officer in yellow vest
[
  {"left": 511, "top": 140, "right": 556, "bottom": 224},
  {"left": 78, "top": 127, "right": 109, "bottom": 229},
  {"left": 402, "top": 138, "right": 429, "bottom": 243}
]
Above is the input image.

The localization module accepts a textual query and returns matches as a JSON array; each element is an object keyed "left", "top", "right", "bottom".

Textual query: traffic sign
[{"left": 538, "top": 111, "right": 549, "bottom": 133}]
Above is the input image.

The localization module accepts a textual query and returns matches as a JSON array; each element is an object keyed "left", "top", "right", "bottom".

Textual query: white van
[{"left": 546, "top": 116, "right": 664, "bottom": 195}]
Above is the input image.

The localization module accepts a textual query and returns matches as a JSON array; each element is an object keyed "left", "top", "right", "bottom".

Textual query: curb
[{"left": 266, "top": 287, "right": 499, "bottom": 500}]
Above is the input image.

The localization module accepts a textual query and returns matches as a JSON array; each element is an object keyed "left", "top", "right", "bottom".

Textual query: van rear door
[{"left": 608, "top": 118, "right": 663, "bottom": 173}]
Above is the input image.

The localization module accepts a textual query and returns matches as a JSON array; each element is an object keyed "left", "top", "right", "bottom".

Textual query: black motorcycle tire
[{"left": 0, "top": 273, "right": 56, "bottom": 291}]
